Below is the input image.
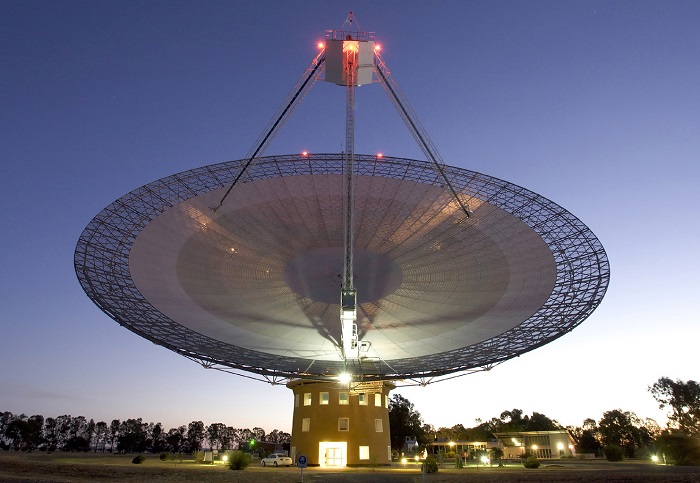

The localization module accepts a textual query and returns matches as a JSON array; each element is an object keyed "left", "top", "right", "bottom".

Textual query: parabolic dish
[{"left": 75, "top": 153, "right": 609, "bottom": 381}]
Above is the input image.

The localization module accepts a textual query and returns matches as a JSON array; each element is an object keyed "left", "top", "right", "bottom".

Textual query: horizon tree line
[
  {"left": 0, "top": 413, "right": 290, "bottom": 454},
  {"left": 2, "top": 377, "right": 697, "bottom": 459}
]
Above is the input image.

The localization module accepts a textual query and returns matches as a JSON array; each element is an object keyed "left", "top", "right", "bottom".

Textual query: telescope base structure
[{"left": 287, "top": 379, "right": 395, "bottom": 467}]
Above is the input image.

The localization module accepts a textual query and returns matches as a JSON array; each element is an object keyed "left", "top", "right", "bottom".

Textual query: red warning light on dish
[
  {"left": 301, "top": 151, "right": 309, "bottom": 157},
  {"left": 377, "top": 153, "right": 383, "bottom": 159}
]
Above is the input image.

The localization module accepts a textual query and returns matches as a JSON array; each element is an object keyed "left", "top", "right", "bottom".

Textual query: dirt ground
[{"left": 1, "top": 452, "right": 699, "bottom": 483}]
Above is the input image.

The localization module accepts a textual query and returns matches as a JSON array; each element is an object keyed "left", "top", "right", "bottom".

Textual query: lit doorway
[{"left": 318, "top": 441, "right": 347, "bottom": 467}]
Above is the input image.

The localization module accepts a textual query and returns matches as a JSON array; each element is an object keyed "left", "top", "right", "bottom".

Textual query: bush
[
  {"left": 423, "top": 455, "right": 438, "bottom": 473},
  {"left": 132, "top": 454, "right": 146, "bottom": 464},
  {"left": 603, "top": 444, "right": 624, "bottom": 462},
  {"left": 159, "top": 452, "right": 168, "bottom": 461},
  {"left": 655, "top": 432, "right": 700, "bottom": 466},
  {"left": 227, "top": 450, "right": 251, "bottom": 471},
  {"left": 523, "top": 456, "right": 540, "bottom": 468},
  {"left": 193, "top": 450, "right": 205, "bottom": 464},
  {"left": 455, "top": 456, "right": 463, "bottom": 469}
]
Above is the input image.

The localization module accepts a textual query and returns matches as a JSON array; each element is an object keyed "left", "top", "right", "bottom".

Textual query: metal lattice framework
[{"left": 75, "top": 153, "right": 609, "bottom": 384}]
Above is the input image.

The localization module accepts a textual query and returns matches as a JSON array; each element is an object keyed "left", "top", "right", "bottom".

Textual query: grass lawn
[{"left": 1, "top": 452, "right": 699, "bottom": 482}]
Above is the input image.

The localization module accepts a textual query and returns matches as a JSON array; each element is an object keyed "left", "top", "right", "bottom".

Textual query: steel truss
[{"left": 75, "top": 153, "right": 610, "bottom": 383}]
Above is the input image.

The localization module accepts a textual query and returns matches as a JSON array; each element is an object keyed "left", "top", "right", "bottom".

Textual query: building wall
[{"left": 287, "top": 380, "right": 393, "bottom": 466}]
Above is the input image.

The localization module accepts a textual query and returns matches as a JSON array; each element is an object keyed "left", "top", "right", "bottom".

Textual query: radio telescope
[{"left": 75, "top": 14, "right": 609, "bottom": 466}]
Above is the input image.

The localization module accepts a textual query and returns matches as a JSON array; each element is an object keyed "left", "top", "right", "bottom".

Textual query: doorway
[{"left": 318, "top": 441, "right": 347, "bottom": 467}]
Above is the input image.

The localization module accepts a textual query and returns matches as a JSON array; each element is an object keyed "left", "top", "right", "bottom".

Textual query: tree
[
  {"left": 166, "top": 425, "right": 186, "bottom": 453},
  {"left": 649, "top": 377, "right": 700, "bottom": 435},
  {"left": 220, "top": 426, "right": 236, "bottom": 450},
  {"left": 388, "top": 394, "right": 427, "bottom": 451},
  {"left": 42, "top": 417, "right": 60, "bottom": 452},
  {"left": 108, "top": 419, "right": 120, "bottom": 453},
  {"left": 267, "top": 429, "right": 291, "bottom": 444},
  {"left": 94, "top": 421, "right": 108, "bottom": 452},
  {"left": 117, "top": 418, "right": 147, "bottom": 453},
  {"left": 151, "top": 422, "right": 167, "bottom": 453},
  {"left": 186, "top": 421, "right": 205, "bottom": 452},
  {"left": 0, "top": 412, "right": 14, "bottom": 449},
  {"left": 499, "top": 409, "right": 525, "bottom": 432},
  {"left": 206, "top": 423, "right": 224, "bottom": 450},
  {"left": 525, "top": 412, "right": 561, "bottom": 431},
  {"left": 598, "top": 409, "right": 649, "bottom": 458},
  {"left": 654, "top": 431, "right": 700, "bottom": 466},
  {"left": 570, "top": 418, "right": 601, "bottom": 454}
]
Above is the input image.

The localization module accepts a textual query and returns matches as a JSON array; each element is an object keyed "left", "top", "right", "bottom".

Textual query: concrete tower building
[{"left": 287, "top": 380, "right": 394, "bottom": 466}]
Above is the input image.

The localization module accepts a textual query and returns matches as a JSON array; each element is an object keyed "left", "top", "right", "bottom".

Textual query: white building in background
[
  {"left": 428, "top": 430, "right": 576, "bottom": 460},
  {"left": 493, "top": 430, "right": 576, "bottom": 458}
]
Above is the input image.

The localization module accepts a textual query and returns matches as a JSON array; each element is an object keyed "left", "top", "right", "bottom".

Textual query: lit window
[
  {"left": 359, "top": 393, "right": 367, "bottom": 406},
  {"left": 359, "top": 446, "right": 369, "bottom": 460},
  {"left": 338, "top": 418, "right": 349, "bottom": 431},
  {"left": 320, "top": 392, "right": 329, "bottom": 405},
  {"left": 302, "top": 418, "right": 310, "bottom": 432},
  {"left": 374, "top": 393, "right": 381, "bottom": 406},
  {"left": 304, "top": 393, "right": 311, "bottom": 406},
  {"left": 375, "top": 419, "right": 383, "bottom": 432},
  {"left": 295, "top": 394, "right": 299, "bottom": 407},
  {"left": 339, "top": 392, "right": 349, "bottom": 405},
  {"left": 387, "top": 446, "right": 392, "bottom": 461},
  {"left": 385, "top": 395, "right": 389, "bottom": 408}
]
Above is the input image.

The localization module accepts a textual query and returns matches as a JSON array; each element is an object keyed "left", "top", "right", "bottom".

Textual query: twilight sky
[{"left": 2, "top": 1, "right": 699, "bottom": 434}]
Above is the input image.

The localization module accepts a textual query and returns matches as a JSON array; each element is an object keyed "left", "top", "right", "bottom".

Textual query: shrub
[
  {"left": 132, "top": 454, "right": 146, "bottom": 464},
  {"left": 159, "top": 452, "right": 168, "bottom": 461},
  {"left": 423, "top": 455, "right": 438, "bottom": 473},
  {"left": 454, "top": 456, "right": 463, "bottom": 469},
  {"left": 227, "top": 450, "right": 251, "bottom": 471},
  {"left": 603, "top": 444, "right": 624, "bottom": 462},
  {"left": 523, "top": 456, "right": 540, "bottom": 468}
]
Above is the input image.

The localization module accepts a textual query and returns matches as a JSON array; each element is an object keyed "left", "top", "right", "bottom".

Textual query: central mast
[
  {"left": 342, "top": 38, "right": 357, "bottom": 361},
  {"left": 324, "top": 13, "right": 375, "bottom": 362}
]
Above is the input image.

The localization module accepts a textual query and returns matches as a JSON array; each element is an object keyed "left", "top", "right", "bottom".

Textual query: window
[
  {"left": 295, "top": 394, "right": 299, "bottom": 407},
  {"left": 375, "top": 419, "right": 383, "bottom": 432},
  {"left": 338, "top": 417, "right": 349, "bottom": 431},
  {"left": 339, "top": 392, "right": 349, "bottom": 405},
  {"left": 385, "top": 395, "right": 389, "bottom": 408},
  {"left": 374, "top": 393, "right": 381, "bottom": 406},
  {"left": 304, "top": 393, "right": 311, "bottom": 406},
  {"left": 320, "top": 392, "right": 329, "bottom": 405},
  {"left": 387, "top": 446, "right": 392, "bottom": 461},
  {"left": 359, "top": 446, "right": 369, "bottom": 460},
  {"left": 302, "top": 418, "right": 310, "bottom": 432},
  {"left": 358, "top": 393, "right": 367, "bottom": 406}
]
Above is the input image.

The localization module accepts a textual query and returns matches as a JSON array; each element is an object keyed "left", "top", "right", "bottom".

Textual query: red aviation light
[
  {"left": 377, "top": 153, "right": 384, "bottom": 159},
  {"left": 301, "top": 151, "right": 309, "bottom": 157},
  {"left": 374, "top": 44, "right": 381, "bottom": 52},
  {"left": 317, "top": 42, "right": 325, "bottom": 49}
]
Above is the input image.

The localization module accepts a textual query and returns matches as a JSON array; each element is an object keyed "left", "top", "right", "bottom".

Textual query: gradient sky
[{"left": 2, "top": 1, "right": 699, "bottom": 435}]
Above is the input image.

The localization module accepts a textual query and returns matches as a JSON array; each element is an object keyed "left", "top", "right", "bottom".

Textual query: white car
[{"left": 261, "top": 453, "right": 293, "bottom": 467}]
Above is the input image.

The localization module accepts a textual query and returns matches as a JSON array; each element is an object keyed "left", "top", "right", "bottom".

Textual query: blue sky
[{"left": 1, "top": 1, "right": 699, "bottom": 434}]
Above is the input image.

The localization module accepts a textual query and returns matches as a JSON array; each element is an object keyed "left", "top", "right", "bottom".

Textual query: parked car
[{"left": 261, "top": 453, "right": 293, "bottom": 467}]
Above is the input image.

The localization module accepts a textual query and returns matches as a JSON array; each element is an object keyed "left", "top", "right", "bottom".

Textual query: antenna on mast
[{"left": 341, "top": 10, "right": 360, "bottom": 31}]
